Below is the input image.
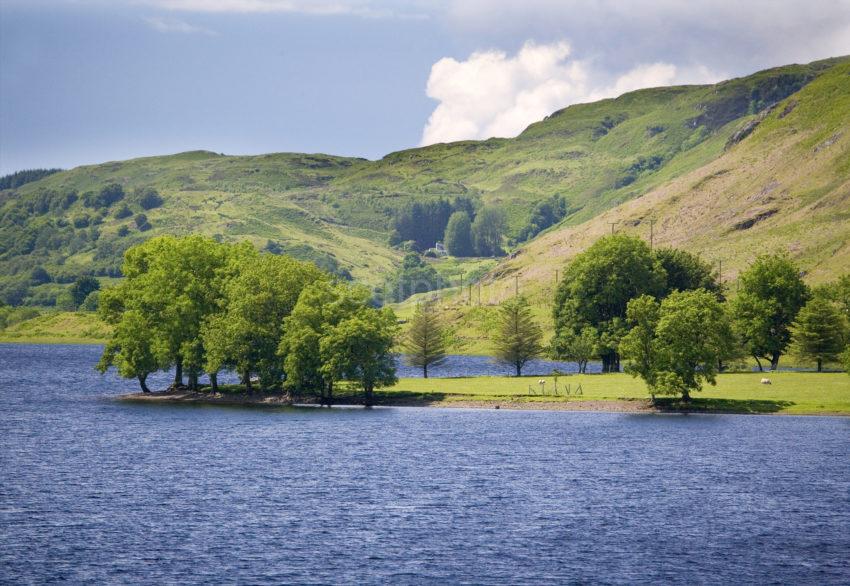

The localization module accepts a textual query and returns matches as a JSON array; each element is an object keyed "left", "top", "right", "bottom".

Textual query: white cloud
[
  {"left": 144, "top": 16, "right": 217, "bottom": 34},
  {"left": 420, "top": 41, "right": 723, "bottom": 146}
]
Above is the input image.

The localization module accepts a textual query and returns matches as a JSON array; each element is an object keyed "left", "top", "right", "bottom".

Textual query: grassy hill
[
  {"left": 1, "top": 56, "right": 848, "bottom": 338},
  {"left": 410, "top": 58, "right": 850, "bottom": 353}
]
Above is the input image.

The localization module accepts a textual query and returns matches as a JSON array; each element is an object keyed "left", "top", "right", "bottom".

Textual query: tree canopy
[
  {"left": 471, "top": 207, "right": 506, "bottom": 257},
  {"left": 554, "top": 234, "right": 666, "bottom": 372},
  {"left": 98, "top": 236, "right": 397, "bottom": 404},
  {"left": 444, "top": 211, "right": 474, "bottom": 257},
  {"left": 620, "top": 289, "right": 730, "bottom": 401},
  {"left": 731, "top": 254, "right": 809, "bottom": 370}
]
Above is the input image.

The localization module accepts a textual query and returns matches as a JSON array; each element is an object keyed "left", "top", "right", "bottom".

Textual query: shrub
[
  {"left": 114, "top": 204, "right": 132, "bottom": 219},
  {"left": 135, "top": 187, "right": 164, "bottom": 210}
]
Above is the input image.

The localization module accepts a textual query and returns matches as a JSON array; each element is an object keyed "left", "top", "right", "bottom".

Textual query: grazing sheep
[{"left": 760, "top": 378, "right": 772, "bottom": 385}]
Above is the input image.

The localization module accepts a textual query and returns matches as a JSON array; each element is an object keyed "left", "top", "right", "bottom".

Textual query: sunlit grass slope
[{"left": 385, "top": 372, "right": 850, "bottom": 415}]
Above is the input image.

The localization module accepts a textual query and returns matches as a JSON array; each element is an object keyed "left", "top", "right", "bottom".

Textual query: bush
[
  {"left": 70, "top": 276, "right": 100, "bottom": 307},
  {"left": 134, "top": 214, "right": 152, "bottom": 231},
  {"left": 0, "top": 279, "right": 30, "bottom": 306},
  {"left": 83, "top": 183, "right": 125, "bottom": 209},
  {"left": 80, "top": 290, "right": 100, "bottom": 312},
  {"left": 72, "top": 215, "right": 90, "bottom": 229},
  {"left": 55, "top": 290, "right": 76, "bottom": 311},
  {"left": 30, "top": 266, "right": 51, "bottom": 285},
  {"left": 135, "top": 187, "right": 164, "bottom": 210},
  {"left": 114, "top": 204, "right": 132, "bottom": 219}
]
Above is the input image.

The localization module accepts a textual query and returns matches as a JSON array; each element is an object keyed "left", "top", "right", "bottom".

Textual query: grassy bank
[
  {"left": 119, "top": 371, "right": 850, "bottom": 415},
  {"left": 381, "top": 372, "right": 850, "bottom": 415}
]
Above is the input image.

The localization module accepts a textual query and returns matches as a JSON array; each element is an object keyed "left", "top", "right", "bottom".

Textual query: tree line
[
  {"left": 404, "top": 234, "right": 850, "bottom": 403},
  {"left": 551, "top": 234, "right": 849, "bottom": 400},
  {"left": 97, "top": 236, "right": 397, "bottom": 405}
]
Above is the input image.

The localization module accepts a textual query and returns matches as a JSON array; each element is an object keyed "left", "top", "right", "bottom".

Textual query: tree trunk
[
  {"left": 754, "top": 355, "right": 764, "bottom": 372},
  {"left": 817, "top": 358, "right": 822, "bottom": 372},
  {"left": 516, "top": 362, "right": 522, "bottom": 377},
  {"left": 364, "top": 383, "right": 374, "bottom": 407},
  {"left": 423, "top": 363, "right": 428, "bottom": 379},
  {"left": 138, "top": 374, "right": 150, "bottom": 393},
  {"left": 243, "top": 371, "right": 253, "bottom": 395},
  {"left": 188, "top": 370, "right": 198, "bottom": 391},
  {"left": 770, "top": 353, "right": 780, "bottom": 371},
  {"left": 210, "top": 372, "right": 219, "bottom": 394},
  {"left": 681, "top": 389, "right": 691, "bottom": 403},
  {"left": 174, "top": 357, "right": 183, "bottom": 386},
  {"left": 327, "top": 381, "right": 334, "bottom": 407}
]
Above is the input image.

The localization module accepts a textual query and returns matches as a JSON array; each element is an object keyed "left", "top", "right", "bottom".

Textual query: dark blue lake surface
[{"left": 2, "top": 344, "right": 849, "bottom": 584}]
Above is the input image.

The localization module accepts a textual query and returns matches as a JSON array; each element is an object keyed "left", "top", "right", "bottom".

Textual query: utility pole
[
  {"left": 608, "top": 221, "right": 618, "bottom": 235},
  {"left": 649, "top": 219, "right": 656, "bottom": 251}
]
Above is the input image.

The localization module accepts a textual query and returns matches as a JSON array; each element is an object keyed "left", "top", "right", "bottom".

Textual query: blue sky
[{"left": 2, "top": 0, "right": 849, "bottom": 174}]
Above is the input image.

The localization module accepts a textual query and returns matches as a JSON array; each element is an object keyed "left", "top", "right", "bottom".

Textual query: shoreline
[{"left": 115, "top": 390, "right": 850, "bottom": 416}]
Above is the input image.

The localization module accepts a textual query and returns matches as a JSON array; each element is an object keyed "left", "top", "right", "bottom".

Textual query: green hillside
[
  {"left": 412, "top": 58, "right": 850, "bottom": 353},
  {"left": 1, "top": 56, "right": 847, "bottom": 314}
]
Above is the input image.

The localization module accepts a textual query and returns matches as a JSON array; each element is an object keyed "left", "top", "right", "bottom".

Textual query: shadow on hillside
[{"left": 653, "top": 397, "right": 795, "bottom": 414}]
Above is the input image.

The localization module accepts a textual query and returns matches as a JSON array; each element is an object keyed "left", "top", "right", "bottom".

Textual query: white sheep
[{"left": 760, "top": 378, "right": 772, "bottom": 385}]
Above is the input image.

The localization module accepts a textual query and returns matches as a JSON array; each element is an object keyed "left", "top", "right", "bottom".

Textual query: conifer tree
[
  {"left": 493, "top": 296, "right": 542, "bottom": 376},
  {"left": 791, "top": 297, "right": 847, "bottom": 371},
  {"left": 402, "top": 303, "right": 448, "bottom": 378}
]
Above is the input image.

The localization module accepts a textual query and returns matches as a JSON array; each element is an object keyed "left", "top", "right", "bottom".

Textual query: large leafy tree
[
  {"left": 443, "top": 211, "right": 474, "bottom": 257},
  {"left": 402, "top": 303, "right": 448, "bottom": 378},
  {"left": 279, "top": 281, "right": 372, "bottom": 404},
  {"left": 319, "top": 306, "right": 398, "bottom": 406},
  {"left": 552, "top": 325, "right": 597, "bottom": 374},
  {"left": 554, "top": 234, "right": 666, "bottom": 372},
  {"left": 202, "top": 252, "right": 324, "bottom": 392},
  {"left": 653, "top": 247, "right": 720, "bottom": 296},
  {"left": 493, "top": 296, "right": 543, "bottom": 376},
  {"left": 471, "top": 207, "right": 506, "bottom": 257},
  {"left": 96, "top": 310, "right": 165, "bottom": 393},
  {"left": 98, "top": 236, "right": 239, "bottom": 390},
  {"left": 731, "top": 254, "right": 809, "bottom": 370},
  {"left": 118, "top": 235, "right": 239, "bottom": 388},
  {"left": 621, "top": 289, "right": 729, "bottom": 401},
  {"left": 791, "top": 297, "right": 847, "bottom": 371}
]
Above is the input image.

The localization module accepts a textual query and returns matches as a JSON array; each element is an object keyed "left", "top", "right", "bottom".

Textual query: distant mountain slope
[
  {"left": 424, "top": 58, "right": 850, "bottom": 351},
  {"left": 1, "top": 56, "right": 847, "bottom": 307}
]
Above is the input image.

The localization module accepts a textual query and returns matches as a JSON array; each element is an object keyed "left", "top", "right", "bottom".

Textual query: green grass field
[
  {"left": 0, "top": 311, "right": 111, "bottom": 344},
  {"left": 383, "top": 371, "right": 850, "bottom": 415}
]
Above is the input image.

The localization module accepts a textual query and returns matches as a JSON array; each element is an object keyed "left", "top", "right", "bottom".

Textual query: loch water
[{"left": 1, "top": 344, "right": 849, "bottom": 584}]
